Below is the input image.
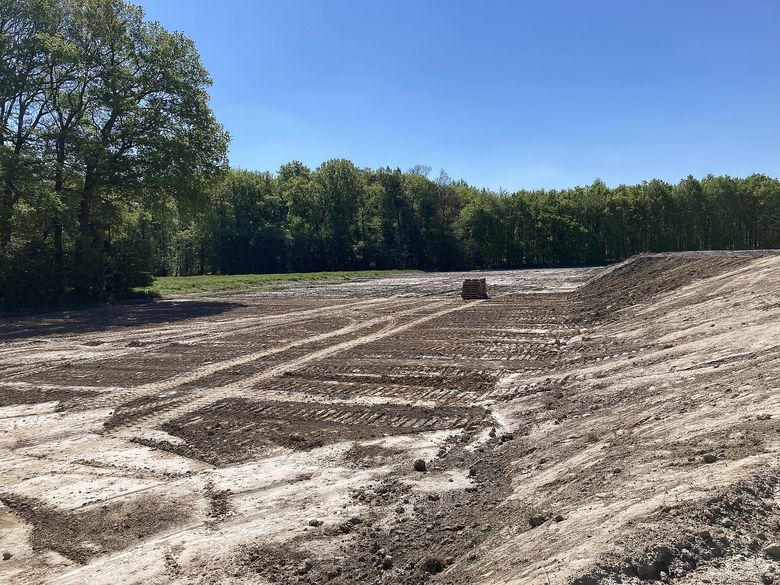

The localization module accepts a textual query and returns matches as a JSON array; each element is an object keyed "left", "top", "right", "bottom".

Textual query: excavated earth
[{"left": 1, "top": 253, "right": 780, "bottom": 584}]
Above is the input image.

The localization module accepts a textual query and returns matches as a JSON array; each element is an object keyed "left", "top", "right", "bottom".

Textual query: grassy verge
[{"left": 136, "top": 269, "right": 419, "bottom": 297}]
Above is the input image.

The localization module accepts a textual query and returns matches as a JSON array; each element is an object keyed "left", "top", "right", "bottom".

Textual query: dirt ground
[{"left": 1, "top": 255, "right": 780, "bottom": 585}]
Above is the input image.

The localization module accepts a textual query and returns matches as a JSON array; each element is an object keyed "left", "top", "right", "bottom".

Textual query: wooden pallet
[{"left": 461, "top": 278, "right": 489, "bottom": 299}]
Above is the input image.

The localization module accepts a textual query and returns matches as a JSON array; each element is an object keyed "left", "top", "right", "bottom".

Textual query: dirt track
[{"left": 1, "top": 255, "right": 780, "bottom": 584}]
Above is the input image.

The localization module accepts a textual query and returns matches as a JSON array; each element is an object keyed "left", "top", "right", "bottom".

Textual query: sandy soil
[{"left": 1, "top": 255, "right": 779, "bottom": 584}]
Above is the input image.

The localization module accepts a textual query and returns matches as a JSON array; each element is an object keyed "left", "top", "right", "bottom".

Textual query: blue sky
[{"left": 137, "top": 0, "right": 780, "bottom": 191}]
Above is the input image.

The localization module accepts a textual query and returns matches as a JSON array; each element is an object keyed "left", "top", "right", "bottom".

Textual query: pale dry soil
[{"left": 0, "top": 256, "right": 779, "bottom": 585}]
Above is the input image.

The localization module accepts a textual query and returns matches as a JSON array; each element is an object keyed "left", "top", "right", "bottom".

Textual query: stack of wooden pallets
[{"left": 461, "top": 278, "right": 489, "bottom": 299}]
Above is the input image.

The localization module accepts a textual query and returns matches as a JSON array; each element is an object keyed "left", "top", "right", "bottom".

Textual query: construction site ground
[{"left": 1, "top": 252, "right": 780, "bottom": 585}]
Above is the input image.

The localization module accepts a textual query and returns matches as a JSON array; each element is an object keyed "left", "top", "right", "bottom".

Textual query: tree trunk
[
  {"left": 53, "top": 138, "right": 66, "bottom": 301},
  {"left": 1, "top": 174, "right": 15, "bottom": 248},
  {"left": 53, "top": 222, "right": 64, "bottom": 299},
  {"left": 74, "top": 170, "right": 100, "bottom": 299}
]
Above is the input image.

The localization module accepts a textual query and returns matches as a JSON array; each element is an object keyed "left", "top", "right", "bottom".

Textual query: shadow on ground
[{"left": 0, "top": 299, "right": 244, "bottom": 341}]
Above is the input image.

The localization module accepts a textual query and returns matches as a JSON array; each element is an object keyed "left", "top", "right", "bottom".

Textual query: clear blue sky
[{"left": 137, "top": 0, "right": 779, "bottom": 191}]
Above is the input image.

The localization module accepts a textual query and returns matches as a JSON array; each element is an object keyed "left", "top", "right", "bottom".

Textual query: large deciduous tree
[
  {"left": 0, "top": 0, "right": 57, "bottom": 247},
  {"left": 0, "top": 0, "right": 228, "bottom": 303},
  {"left": 64, "top": 0, "right": 227, "bottom": 296}
]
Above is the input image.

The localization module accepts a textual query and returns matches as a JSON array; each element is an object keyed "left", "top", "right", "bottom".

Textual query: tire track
[
  {"left": 110, "top": 300, "right": 481, "bottom": 435},
  {"left": 1, "top": 297, "right": 413, "bottom": 384},
  {"left": 98, "top": 299, "right": 450, "bottom": 423}
]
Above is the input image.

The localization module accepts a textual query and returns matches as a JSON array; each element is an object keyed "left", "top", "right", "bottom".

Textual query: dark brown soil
[
  {"left": 575, "top": 252, "right": 763, "bottom": 317},
  {"left": 0, "top": 493, "right": 188, "bottom": 564},
  {"left": 223, "top": 427, "right": 546, "bottom": 585},
  {"left": 103, "top": 389, "right": 192, "bottom": 430},
  {"left": 204, "top": 479, "right": 233, "bottom": 526},
  {"left": 0, "top": 385, "right": 98, "bottom": 407},
  {"left": 344, "top": 443, "right": 403, "bottom": 468},
  {"left": 0, "top": 299, "right": 243, "bottom": 341},
  {"left": 147, "top": 398, "right": 487, "bottom": 466}
]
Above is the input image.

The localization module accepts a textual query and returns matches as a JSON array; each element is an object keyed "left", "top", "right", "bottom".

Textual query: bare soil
[
  {"left": 0, "top": 493, "right": 188, "bottom": 564},
  {"left": 1, "top": 257, "right": 780, "bottom": 585}
]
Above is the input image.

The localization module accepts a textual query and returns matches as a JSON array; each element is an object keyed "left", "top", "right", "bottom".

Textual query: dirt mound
[
  {"left": 185, "top": 428, "right": 537, "bottom": 585},
  {"left": 576, "top": 250, "right": 776, "bottom": 316}
]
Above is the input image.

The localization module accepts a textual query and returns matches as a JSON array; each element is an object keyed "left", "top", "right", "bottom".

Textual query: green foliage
[
  {"left": 584, "top": 432, "right": 600, "bottom": 444},
  {"left": 141, "top": 269, "right": 418, "bottom": 297},
  {"left": 0, "top": 0, "right": 227, "bottom": 307},
  {"left": 471, "top": 524, "right": 495, "bottom": 545},
  {"left": 150, "top": 166, "right": 780, "bottom": 282},
  {"left": 0, "top": 237, "right": 56, "bottom": 306}
]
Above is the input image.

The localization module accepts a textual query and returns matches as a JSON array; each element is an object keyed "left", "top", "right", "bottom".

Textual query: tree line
[
  {"left": 2, "top": 1, "right": 779, "bottom": 308},
  {"left": 148, "top": 165, "right": 780, "bottom": 280}
]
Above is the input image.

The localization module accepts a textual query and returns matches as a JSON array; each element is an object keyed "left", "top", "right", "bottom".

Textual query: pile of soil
[{"left": 575, "top": 251, "right": 766, "bottom": 317}]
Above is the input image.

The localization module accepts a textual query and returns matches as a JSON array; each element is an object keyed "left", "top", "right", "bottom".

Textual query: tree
[
  {"left": 314, "top": 159, "right": 364, "bottom": 269},
  {"left": 278, "top": 161, "right": 323, "bottom": 271},
  {"left": 372, "top": 167, "right": 420, "bottom": 267},
  {"left": 61, "top": 0, "right": 227, "bottom": 296},
  {"left": 0, "top": 0, "right": 227, "bottom": 305},
  {"left": 455, "top": 189, "right": 506, "bottom": 268},
  {"left": 0, "top": 0, "right": 57, "bottom": 247}
]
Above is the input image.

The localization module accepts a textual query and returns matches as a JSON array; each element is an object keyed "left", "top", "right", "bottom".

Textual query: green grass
[
  {"left": 137, "top": 269, "right": 419, "bottom": 297},
  {"left": 471, "top": 524, "right": 496, "bottom": 545},
  {"left": 584, "top": 431, "right": 600, "bottom": 444}
]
